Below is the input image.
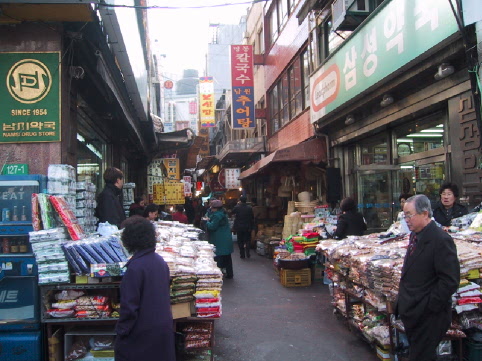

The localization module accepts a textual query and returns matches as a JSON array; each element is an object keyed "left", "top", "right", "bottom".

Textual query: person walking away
[
  {"left": 115, "top": 216, "right": 175, "bottom": 361},
  {"left": 128, "top": 197, "right": 145, "bottom": 217},
  {"left": 143, "top": 204, "right": 159, "bottom": 222},
  {"left": 433, "top": 182, "right": 468, "bottom": 229},
  {"left": 232, "top": 196, "right": 254, "bottom": 258},
  {"left": 172, "top": 205, "right": 188, "bottom": 224},
  {"left": 203, "top": 199, "right": 234, "bottom": 278},
  {"left": 95, "top": 167, "right": 126, "bottom": 228},
  {"left": 334, "top": 197, "right": 367, "bottom": 239},
  {"left": 396, "top": 194, "right": 459, "bottom": 361}
]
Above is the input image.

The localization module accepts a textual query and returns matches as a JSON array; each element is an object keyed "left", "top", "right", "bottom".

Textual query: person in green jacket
[{"left": 203, "top": 199, "right": 234, "bottom": 279}]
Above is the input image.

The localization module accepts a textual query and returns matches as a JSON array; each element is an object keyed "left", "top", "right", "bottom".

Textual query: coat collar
[
  {"left": 106, "top": 183, "right": 122, "bottom": 195},
  {"left": 125, "top": 247, "right": 155, "bottom": 267},
  {"left": 401, "top": 221, "right": 435, "bottom": 277}
]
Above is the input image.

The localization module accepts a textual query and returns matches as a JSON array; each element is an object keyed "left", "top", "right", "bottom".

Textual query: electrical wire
[{"left": 97, "top": 0, "right": 268, "bottom": 10}]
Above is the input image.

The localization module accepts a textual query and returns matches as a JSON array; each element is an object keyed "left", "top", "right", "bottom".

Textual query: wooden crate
[{"left": 280, "top": 268, "right": 311, "bottom": 287}]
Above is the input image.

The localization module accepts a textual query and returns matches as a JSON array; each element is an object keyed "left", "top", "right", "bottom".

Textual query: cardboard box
[{"left": 171, "top": 302, "right": 192, "bottom": 319}]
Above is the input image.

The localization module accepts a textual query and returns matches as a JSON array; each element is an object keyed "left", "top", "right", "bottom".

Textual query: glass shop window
[
  {"left": 360, "top": 137, "right": 388, "bottom": 165},
  {"left": 395, "top": 120, "right": 444, "bottom": 157}
]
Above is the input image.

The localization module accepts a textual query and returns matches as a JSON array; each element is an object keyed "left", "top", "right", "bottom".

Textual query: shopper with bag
[{"left": 203, "top": 199, "right": 234, "bottom": 278}]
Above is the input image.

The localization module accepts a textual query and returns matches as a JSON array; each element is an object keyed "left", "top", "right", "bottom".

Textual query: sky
[{"left": 147, "top": 0, "right": 251, "bottom": 79}]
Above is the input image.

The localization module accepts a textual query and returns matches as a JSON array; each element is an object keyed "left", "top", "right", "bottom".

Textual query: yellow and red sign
[
  {"left": 153, "top": 183, "right": 184, "bottom": 205},
  {"left": 199, "top": 77, "right": 215, "bottom": 127}
]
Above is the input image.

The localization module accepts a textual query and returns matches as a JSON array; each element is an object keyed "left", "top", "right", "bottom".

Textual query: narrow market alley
[{"left": 214, "top": 246, "right": 379, "bottom": 361}]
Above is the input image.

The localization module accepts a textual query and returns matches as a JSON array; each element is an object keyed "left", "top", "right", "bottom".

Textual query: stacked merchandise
[
  {"left": 47, "top": 164, "right": 77, "bottom": 210},
  {"left": 65, "top": 334, "right": 115, "bottom": 361},
  {"left": 32, "top": 193, "right": 57, "bottom": 231},
  {"left": 152, "top": 222, "right": 222, "bottom": 317},
  {"left": 62, "top": 235, "right": 128, "bottom": 275},
  {"left": 75, "top": 182, "right": 97, "bottom": 234},
  {"left": 44, "top": 289, "right": 115, "bottom": 320},
  {"left": 177, "top": 321, "right": 213, "bottom": 360},
  {"left": 122, "top": 183, "right": 135, "bottom": 218},
  {"left": 454, "top": 281, "right": 482, "bottom": 314},
  {"left": 316, "top": 232, "right": 482, "bottom": 346},
  {"left": 50, "top": 195, "right": 86, "bottom": 241},
  {"left": 193, "top": 241, "right": 222, "bottom": 318},
  {"left": 29, "top": 228, "right": 70, "bottom": 284}
]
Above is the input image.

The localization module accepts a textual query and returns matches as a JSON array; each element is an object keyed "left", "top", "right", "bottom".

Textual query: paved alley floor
[{"left": 213, "top": 247, "right": 379, "bottom": 361}]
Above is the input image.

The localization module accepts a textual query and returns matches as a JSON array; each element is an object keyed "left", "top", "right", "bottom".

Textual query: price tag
[{"left": 1, "top": 164, "right": 29, "bottom": 175}]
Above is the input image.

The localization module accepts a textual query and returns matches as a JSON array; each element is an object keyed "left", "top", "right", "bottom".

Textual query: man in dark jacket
[
  {"left": 232, "top": 196, "right": 254, "bottom": 258},
  {"left": 95, "top": 167, "right": 126, "bottom": 228},
  {"left": 396, "top": 194, "right": 460, "bottom": 361}
]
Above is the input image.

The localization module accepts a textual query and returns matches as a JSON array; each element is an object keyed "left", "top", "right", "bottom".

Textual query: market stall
[{"left": 0, "top": 165, "right": 222, "bottom": 361}]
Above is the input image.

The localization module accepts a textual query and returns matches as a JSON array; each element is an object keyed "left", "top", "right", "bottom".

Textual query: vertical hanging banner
[
  {"left": 199, "top": 77, "right": 215, "bottom": 127},
  {"left": 231, "top": 45, "right": 255, "bottom": 129},
  {"left": 0, "top": 52, "right": 61, "bottom": 143}
]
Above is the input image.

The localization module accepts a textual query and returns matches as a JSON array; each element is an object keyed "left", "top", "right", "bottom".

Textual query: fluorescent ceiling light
[
  {"left": 396, "top": 138, "right": 414, "bottom": 143},
  {"left": 421, "top": 129, "right": 443, "bottom": 133},
  {"left": 400, "top": 166, "right": 414, "bottom": 169},
  {"left": 406, "top": 134, "right": 443, "bottom": 137}
]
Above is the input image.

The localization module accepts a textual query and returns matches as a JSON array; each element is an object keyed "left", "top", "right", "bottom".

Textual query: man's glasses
[{"left": 403, "top": 213, "right": 417, "bottom": 220}]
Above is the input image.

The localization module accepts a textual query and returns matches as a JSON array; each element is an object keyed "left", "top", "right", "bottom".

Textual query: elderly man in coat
[
  {"left": 396, "top": 194, "right": 459, "bottom": 361},
  {"left": 204, "top": 199, "right": 234, "bottom": 278}
]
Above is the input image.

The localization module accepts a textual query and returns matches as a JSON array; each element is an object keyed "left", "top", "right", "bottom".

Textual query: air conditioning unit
[{"left": 332, "top": 0, "right": 371, "bottom": 32}]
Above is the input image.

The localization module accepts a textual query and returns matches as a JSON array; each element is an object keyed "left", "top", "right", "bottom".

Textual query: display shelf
[
  {"left": 43, "top": 317, "right": 118, "bottom": 324},
  {"left": 174, "top": 318, "right": 215, "bottom": 361},
  {"left": 40, "top": 283, "right": 120, "bottom": 290}
]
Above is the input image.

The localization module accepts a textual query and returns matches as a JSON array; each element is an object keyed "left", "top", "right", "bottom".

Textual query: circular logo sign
[
  {"left": 164, "top": 80, "right": 174, "bottom": 89},
  {"left": 7, "top": 59, "right": 52, "bottom": 104}
]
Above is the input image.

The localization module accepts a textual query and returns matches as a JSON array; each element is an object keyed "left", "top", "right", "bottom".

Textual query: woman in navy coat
[{"left": 115, "top": 217, "right": 175, "bottom": 361}]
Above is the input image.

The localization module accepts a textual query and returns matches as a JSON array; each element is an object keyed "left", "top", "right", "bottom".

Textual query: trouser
[
  {"left": 214, "top": 254, "right": 233, "bottom": 278},
  {"left": 403, "top": 307, "right": 451, "bottom": 361},
  {"left": 236, "top": 230, "right": 251, "bottom": 258}
]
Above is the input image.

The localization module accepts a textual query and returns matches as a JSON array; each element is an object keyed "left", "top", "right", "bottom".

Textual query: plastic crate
[{"left": 280, "top": 268, "right": 311, "bottom": 287}]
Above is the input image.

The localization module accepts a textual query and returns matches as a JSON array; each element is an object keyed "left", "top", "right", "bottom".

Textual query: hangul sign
[
  {"left": 231, "top": 45, "right": 255, "bottom": 129},
  {"left": 0, "top": 52, "right": 61, "bottom": 143},
  {"left": 310, "top": 0, "right": 459, "bottom": 123},
  {"left": 224, "top": 168, "right": 241, "bottom": 189},
  {"left": 162, "top": 158, "right": 179, "bottom": 181},
  {"left": 153, "top": 183, "right": 185, "bottom": 205},
  {"left": 199, "top": 77, "right": 215, "bottom": 127}
]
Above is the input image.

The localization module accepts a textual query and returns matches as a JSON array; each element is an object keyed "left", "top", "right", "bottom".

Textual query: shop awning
[{"left": 238, "top": 137, "right": 327, "bottom": 180}]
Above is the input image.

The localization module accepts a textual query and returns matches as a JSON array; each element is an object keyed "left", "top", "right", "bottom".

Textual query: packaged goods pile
[
  {"left": 316, "top": 223, "right": 482, "bottom": 343},
  {"left": 65, "top": 333, "right": 115, "bottom": 361},
  {"left": 44, "top": 289, "right": 119, "bottom": 320},
  {"left": 47, "top": 164, "right": 76, "bottom": 209},
  {"left": 153, "top": 222, "right": 223, "bottom": 318},
  {"left": 75, "top": 182, "right": 97, "bottom": 234},
  {"left": 30, "top": 228, "right": 70, "bottom": 284}
]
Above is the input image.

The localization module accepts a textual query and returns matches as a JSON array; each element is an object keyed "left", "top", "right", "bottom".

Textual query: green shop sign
[
  {"left": 310, "top": 0, "right": 459, "bottom": 123},
  {"left": 0, "top": 52, "right": 61, "bottom": 143}
]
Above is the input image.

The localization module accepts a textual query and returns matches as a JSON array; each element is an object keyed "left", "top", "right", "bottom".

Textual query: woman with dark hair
[
  {"left": 334, "top": 197, "right": 367, "bottom": 239},
  {"left": 203, "top": 199, "right": 234, "bottom": 278},
  {"left": 433, "top": 182, "right": 468, "bottom": 227},
  {"left": 115, "top": 217, "right": 175, "bottom": 361},
  {"left": 128, "top": 197, "right": 145, "bottom": 217},
  {"left": 143, "top": 203, "right": 159, "bottom": 221}
]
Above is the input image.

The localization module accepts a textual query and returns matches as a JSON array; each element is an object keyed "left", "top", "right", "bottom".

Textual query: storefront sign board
[
  {"left": 153, "top": 183, "right": 185, "bottom": 205},
  {"left": 0, "top": 52, "right": 61, "bottom": 143},
  {"left": 310, "top": 0, "right": 459, "bottom": 123}
]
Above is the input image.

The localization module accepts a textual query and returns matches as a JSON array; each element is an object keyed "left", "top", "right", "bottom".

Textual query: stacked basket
[{"left": 294, "top": 192, "right": 318, "bottom": 214}]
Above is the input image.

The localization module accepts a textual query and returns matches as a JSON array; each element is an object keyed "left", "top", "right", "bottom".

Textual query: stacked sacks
[
  {"left": 454, "top": 281, "right": 482, "bottom": 314},
  {"left": 194, "top": 243, "right": 223, "bottom": 318},
  {"left": 171, "top": 275, "right": 197, "bottom": 304}
]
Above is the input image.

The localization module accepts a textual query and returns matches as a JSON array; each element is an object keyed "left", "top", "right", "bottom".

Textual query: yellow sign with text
[{"left": 153, "top": 183, "right": 184, "bottom": 205}]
